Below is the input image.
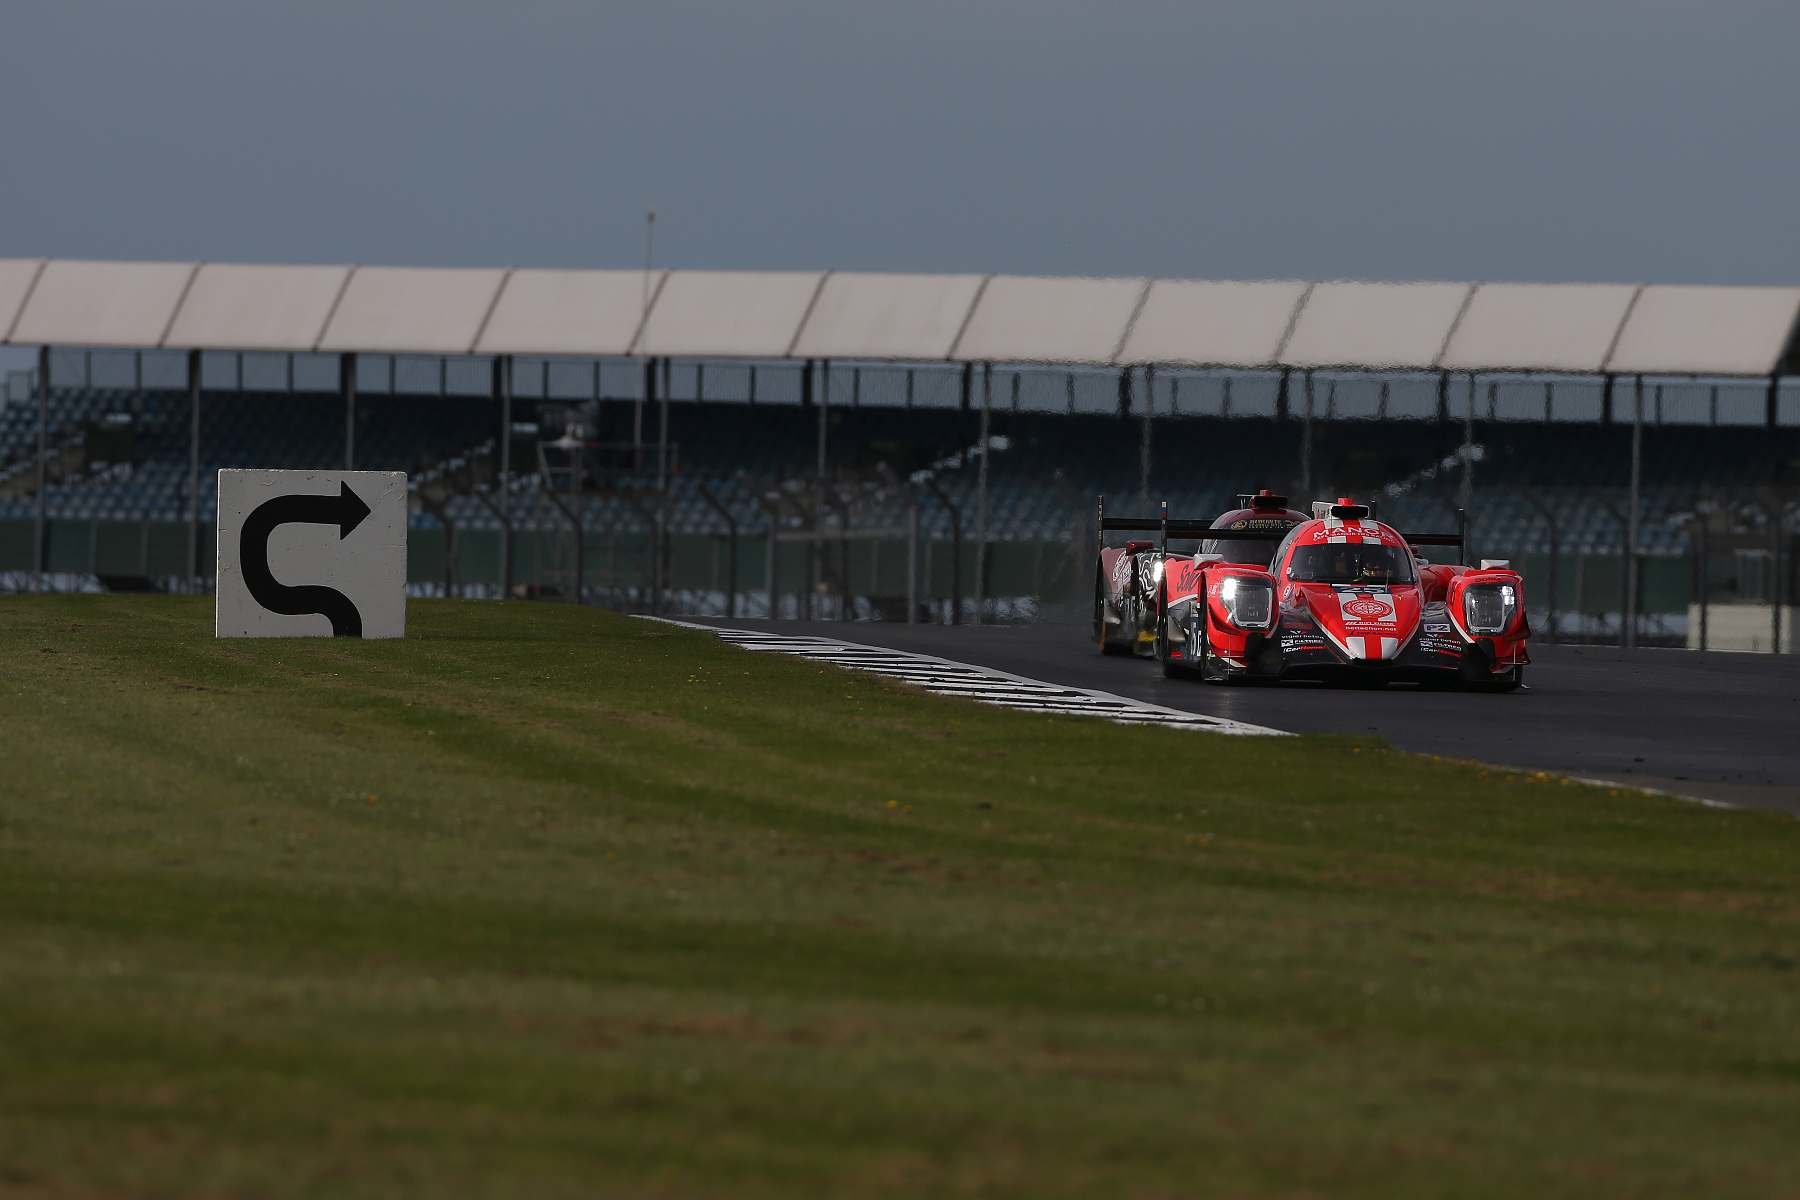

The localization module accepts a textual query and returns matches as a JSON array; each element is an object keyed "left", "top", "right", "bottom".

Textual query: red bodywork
[{"left": 1159, "top": 500, "right": 1530, "bottom": 687}]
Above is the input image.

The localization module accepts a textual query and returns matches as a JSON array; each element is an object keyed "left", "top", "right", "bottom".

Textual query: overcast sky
[{"left": 2, "top": 0, "right": 1797, "bottom": 287}]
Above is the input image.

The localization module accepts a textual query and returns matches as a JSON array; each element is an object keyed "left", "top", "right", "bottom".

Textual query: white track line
[{"left": 639, "top": 618, "right": 1285, "bottom": 736}]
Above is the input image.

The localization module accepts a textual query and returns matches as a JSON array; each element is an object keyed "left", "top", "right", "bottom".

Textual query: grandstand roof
[
  {"left": 317, "top": 267, "right": 509, "bottom": 354},
  {"left": 475, "top": 269, "right": 661, "bottom": 357},
  {"left": 635, "top": 270, "right": 825, "bottom": 358},
  {"left": 1281, "top": 282, "right": 1472, "bottom": 370},
  {"left": 3, "top": 258, "right": 1798, "bottom": 377},
  {"left": 1439, "top": 283, "right": 1641, "bottom": 373},
  {"left": 791, "top": 272, "right": 986, "bottom": 360},
  {"left": 163, "top": 263, "right": 351, "bottom": 351},
  {"left": 1116, "top": 279, "right": 1308, "bottom": 367},
  {"left": 948, "top": 275, "right": 1148, "bottom": 364},
  {"left": 1602, "top": 285, "right": 1800, "bottom": 376},
  {"left": 0, "top": 259, "right": 45, "bottom": 342},
  {"left": 11, "top": 260, "right": 198, "bottom": 348}
]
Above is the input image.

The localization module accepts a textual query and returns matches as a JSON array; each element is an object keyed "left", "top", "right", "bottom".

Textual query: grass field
[{"left": 1, "top": 595, "right": 1797, "bottom": 1198}]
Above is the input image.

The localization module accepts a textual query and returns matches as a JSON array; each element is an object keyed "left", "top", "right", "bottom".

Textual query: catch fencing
[{"left": 1, "top": 349, "right": 1795, "bottom": 652}]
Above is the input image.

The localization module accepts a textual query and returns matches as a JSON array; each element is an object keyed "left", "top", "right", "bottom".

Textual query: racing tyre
[
  {"left": 1488, "top": 666, "right": 1524, "bottom": 693},
  {"left": 1157, "top": 599, "right": 1185, "bottom": 678},
  {"left": 1194, "top": 612, "right": 1223, "bottom": 685},
  {"left": 1095, "top": 570, "right": 1130, "bottom": 656}
]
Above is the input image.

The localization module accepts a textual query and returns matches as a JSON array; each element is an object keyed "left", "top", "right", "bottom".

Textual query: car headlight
[
  {"left": 1464, "top": 584, "right": 1517, "bottom": 634},
  {"left": 1219, "top": 576, "right": 1274, "bottom": 630}
]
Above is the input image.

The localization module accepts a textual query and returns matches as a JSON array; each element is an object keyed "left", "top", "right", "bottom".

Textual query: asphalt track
[{"left": 687, "top": 618, "right": 1800, "bottom": 815}]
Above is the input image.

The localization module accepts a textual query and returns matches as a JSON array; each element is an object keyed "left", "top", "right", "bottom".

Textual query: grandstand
[{"left": 1, "top": 259, "right": 1797, "bottom": 644}]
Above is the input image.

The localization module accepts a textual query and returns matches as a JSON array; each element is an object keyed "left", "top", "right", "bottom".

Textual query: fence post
[
  {"left": 975, "top": 363, "right": 991, "bottom": 624},
  {"left": 341, "top": 352, "right": 357, "bottom": 470},
  {"left": 1771, "top": 505, "right": 1784, "bottom": 655},
  {"left": 1626, "top": 375, "right": 1643, "bottom": 649},
  {"left": 496, "top": 356, "right": 513, "bottom": 598},
  {"left": 699, "top": 483, "right": 738, "bottom": 619},
  {"left": 925, "top": 476, "right": 961, "bottom": 625},
  {"left": 813, "top": 354, "right": 824, "bottom": 618},
  {"left": 1695, "top": 515, "right": 1709, "bottom": 652},
  {"left": 34, "top": 347, "right": 49, "bottom": 591},
  {"left": 907, "top": 496, "right": 919, "bottom": 625},
  {"left": 539, "top": 484, "right": 585, "bottom": 604},
  {"left": 764, "top": 501, "right": 779, "bottom": 620},
  {"left": 1526, "top": 493, "right": 1559, "bottom": 643},
  {"left": 187, "top": 348, "right": 202, "bottom": 592}
]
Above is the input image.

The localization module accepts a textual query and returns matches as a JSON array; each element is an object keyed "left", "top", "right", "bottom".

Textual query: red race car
[{"left": 1096, "top": 494, "right": 1530, "bottom": 691}]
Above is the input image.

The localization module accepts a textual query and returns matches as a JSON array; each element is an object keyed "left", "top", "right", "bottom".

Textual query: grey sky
[{"left": 2, "top": 0, "right": 1797, "bottom": 286}]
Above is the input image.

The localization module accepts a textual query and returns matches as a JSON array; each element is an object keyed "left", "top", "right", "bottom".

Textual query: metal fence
[{"left": 1, "top": 349, "right": 1795, "bottom": 651}]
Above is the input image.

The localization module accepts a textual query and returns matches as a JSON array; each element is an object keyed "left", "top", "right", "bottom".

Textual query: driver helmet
[{"left": 1357, "top": 552, "right": 1394, "bottom": 582}]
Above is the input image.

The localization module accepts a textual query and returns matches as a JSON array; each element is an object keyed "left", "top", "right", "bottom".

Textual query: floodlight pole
[
  {"left": 1626, "top": 374, "right": 1642, "bottom": 650},
  {"left": 975, "top": 362, "right": 991, "bottom": 624},
  {"left": 1458, "top": 373, "right": 1475, "bottom": 514},
  {"left": 188, "top": 349, "right": 202, "bottom": 592},
  {"left": 33, "top": 346, "right": 48, "bottom": 591},
  {"left": 633, "top": 353, "right": 655, "bottom": 462},
  {"left": 1300, "top": 370, "right": 1314, "bottom": 496},
  {"left": 341, "top": 352, "right": 357, "bottom": 470},
  {"left": 1139, "top": 364, "right": 1153, "bottom": 508}
]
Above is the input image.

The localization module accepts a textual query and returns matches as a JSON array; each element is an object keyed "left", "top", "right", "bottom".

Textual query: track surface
[{"left": 687, "top": 619, "right": 1800, "bottom": 814}]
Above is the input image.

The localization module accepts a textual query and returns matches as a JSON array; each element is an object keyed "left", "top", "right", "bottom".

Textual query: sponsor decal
[
  {"left": 1343, "top": 597, "right": 1390, "bottom": 620},
  {"left": 1424, "top": 622, "right": 1451, "bottom": 633},
  {"left": 1110, "top": 553, "right": 1133, "bottom": 597}
]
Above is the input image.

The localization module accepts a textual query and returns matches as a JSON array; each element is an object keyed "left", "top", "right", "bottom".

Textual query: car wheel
[
  {"left": 1490, "top": 665, "right": 1525, "bottom": 693},
  {"left": 1095, "top": 569, "right": 1128, "bottom": 655},
  {"left": 1157, "top": 598, "right": 1184, "bottom": 678}
]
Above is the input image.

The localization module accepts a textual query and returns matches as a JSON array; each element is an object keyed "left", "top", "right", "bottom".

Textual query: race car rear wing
[{"left": 1095, "top": 496, "right": 1468, "bottom": 566}]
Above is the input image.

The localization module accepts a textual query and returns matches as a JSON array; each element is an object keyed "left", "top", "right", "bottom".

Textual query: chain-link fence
[{"left": 1, "top": 349, "right": 1794, "bottom": 650}]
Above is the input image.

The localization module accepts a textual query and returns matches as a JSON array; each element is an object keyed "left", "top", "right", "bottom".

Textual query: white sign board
[{"left": 215, "top": 469, "right": 408, "bottom": 639}]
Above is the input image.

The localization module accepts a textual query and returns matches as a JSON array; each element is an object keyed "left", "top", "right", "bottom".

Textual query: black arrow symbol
[{"left": 240, "top": 481, "right": 373, "bottom": 638}]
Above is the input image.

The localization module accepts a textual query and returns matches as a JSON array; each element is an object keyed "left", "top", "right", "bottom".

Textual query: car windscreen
[
  {"left": 1287, "top": 543, "right": 1416, "bottom": 584},
  {"left": 1200, "top": 537, "right": 1283, "bottom": 566},
  {"left": 1200, "top": 518, "right": 1298, "bottom": 566}
]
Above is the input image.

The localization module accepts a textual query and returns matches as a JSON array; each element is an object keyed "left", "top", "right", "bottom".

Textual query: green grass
[{"left": 1, "top": 595, "right": 1797, "bottom": 1199}]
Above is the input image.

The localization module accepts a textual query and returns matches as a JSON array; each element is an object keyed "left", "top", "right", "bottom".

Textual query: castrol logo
[{"left": 1343, "top": 597, "right": 1390, "bottom": 620}]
